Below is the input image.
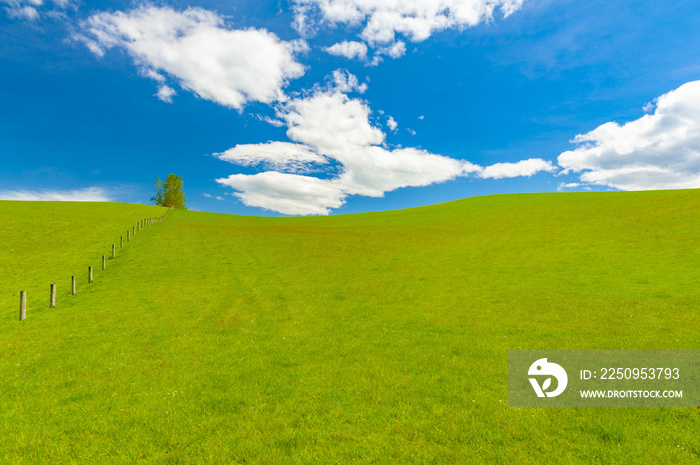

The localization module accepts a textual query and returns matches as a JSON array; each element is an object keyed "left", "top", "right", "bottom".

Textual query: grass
[{"left": 0, "top": 190, "right": 699, "bottom": 463}]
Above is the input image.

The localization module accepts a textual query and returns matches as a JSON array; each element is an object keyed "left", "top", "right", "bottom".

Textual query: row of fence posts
[{"left": 19, "top": 210, "right": 171, "bottom": 321}]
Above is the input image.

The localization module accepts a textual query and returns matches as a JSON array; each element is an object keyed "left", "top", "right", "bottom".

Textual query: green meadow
[{"left": 0, "top": 190, "right": 698, "bottom": 463}]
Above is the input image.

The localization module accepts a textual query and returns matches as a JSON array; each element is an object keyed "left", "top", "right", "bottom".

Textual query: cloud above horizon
[
  {"left": 0, "top": 187, "right": 112, "bottom": 202},
  {"left": 324, "top": 40, "right": 368, "bottom": 60},
  {"left": 292, "top": 0, "right": 524, "bottom": 46},
  {"left": 558, "top": 80, "right": 700, "bottom": 190},
  {"left": 214, "top": 73, "right": 554, "bottom": 215},
  {"left": 2, "top": 0, "right": 73, "bottom": 21},
  {"left": 78, "top": 6, "right": 307, "bottom": 110}
]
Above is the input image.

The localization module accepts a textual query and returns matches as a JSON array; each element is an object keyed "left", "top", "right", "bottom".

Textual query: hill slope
[{"left": 1, "top": 191, "right": 698, "bottom": 463}]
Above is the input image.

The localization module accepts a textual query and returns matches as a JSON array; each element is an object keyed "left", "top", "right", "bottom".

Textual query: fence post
[
  {"left": 89, "top": 266, "right": 93, "bottom": 283},
  {"left": 72, "top": 276, "right": 76, "bottom": 295},
  {"left": 121, "top": 236, "right": 124, "bottom": 248},
  {"left": 127, "top": 230, "right": 130, "bottom": 242},
  {"left": 50, "top": 284, "right": 56, "bottom": 308},
  {"left": 20, "top": 291, "right": 26, "bottom": 321},
  {"left": 102, "top": 255, "right": 106, "bottom": 270},
  {"left": 112, "top": 244, "right": 116, "bottom": 258}
]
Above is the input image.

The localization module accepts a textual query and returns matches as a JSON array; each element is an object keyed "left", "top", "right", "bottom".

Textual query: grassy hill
[{"left": 1, "top": 191, "right": 698, "bottom": 463}]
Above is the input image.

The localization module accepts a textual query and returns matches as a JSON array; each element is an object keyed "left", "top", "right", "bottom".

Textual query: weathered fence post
[
  {"left": 50, "top": 284, "right": 56, "bottom": 308},
  {"left": 89, "top": 266, "right": 93, "bottom": 283},
  {"left": 112, "top": 244, "right": 116, "bottom": 258},
  {"left": 120, "top": 236, "right": 124, "bottom": 248},
  {"left": 127, "top": 230, "right": 130, "bottom": 242},
  {"left": 137, "top": 223, "right": 140, "bottom": 232},
  {"left": 72, "top": 276, "right": 76, "bottom": 295},
  {"left": 102, "top": 255, "right": 106, "bottom": 270},
  {"left": 20, "top": 291, "right": 26, "bottom": 320}
]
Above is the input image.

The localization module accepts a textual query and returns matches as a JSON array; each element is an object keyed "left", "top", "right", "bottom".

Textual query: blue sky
[{"left": 1, "top": 0, "right": 699, "bottom": 215}]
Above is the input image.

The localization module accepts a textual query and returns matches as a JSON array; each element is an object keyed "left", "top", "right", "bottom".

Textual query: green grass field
[{"left": 1, "top": 191, "right": 699, "bottom": 463}]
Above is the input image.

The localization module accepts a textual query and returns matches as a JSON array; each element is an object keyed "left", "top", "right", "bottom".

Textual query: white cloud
[
  {"left": 155, "top": 85, "right": 176, "bottom": 103},
  {"left": 216, "top": 81, "right": 553, "bottom": 215},
  {"left": 6, "top": 5, "right": 38, "bottom": 20},
  {"left": 380, "top": 41, "right": 406, "bottom": 58},
  {"left": 292, "top": 0, "right": 524, "bottom": 44},
  {"left": 330, "top": 69, "right": 367, "bottom": 93},
  {"left": 556, "top": 182, "right": 581, "bottom": 191},
  {"left": 478, "top": 158, "right": 556, "bottom": 179},
  {"left": 370, "top": 40, "right": 407, "bottom": 65},
  {"left": 0, "top": 187, "right": 112, "bottom": 201},
  {"left": 214, "top": 141, "right": 329, "bottom": 173},
  {"left": 217, "top": 171, "right": 346, "bottom": 215},
  {"left": 324, "top": 40, "right": 368, "bottom": 60},
  {"left": 79, "top": 6, "right": 307, "bottom": 110},
  {"left": 387, "top": 116, "right": 398, "bottom": 131},
  {"left": 260, "top": 115, "right": 286, "bottom": 127},
  {"left": 558, "top": 80, "right": 700, "bottom": 191},
  {"left": 3, "top": 0, "right": 74, "bottom": 20}
]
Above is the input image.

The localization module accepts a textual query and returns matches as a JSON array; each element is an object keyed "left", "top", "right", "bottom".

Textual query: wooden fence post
[
  {"left": 102, "top": 255, "right": 106, "bottom": 270},
  {"left": 20, "top": 291, "right": 26, "bottom": 321},
  {"left": 50, "top": 284, "right": 56, "bottom": 308},
  {"left": 112, "top": 244, "right": 116, "bottom": 258},
  {"left": 120, "top": 236, "right": 124, "bottom": 248},
  {"left": 72, "top": 276, "right": 76, "bottom": 295},
  {"left": 127, "top": 230, "right": 130, "bottom": 242},
  {"left": 89, "top": 266, "right": 93, "bottom": 283},
  {"left": 133, "top": 226, "right": 135, "bottom": 236}
]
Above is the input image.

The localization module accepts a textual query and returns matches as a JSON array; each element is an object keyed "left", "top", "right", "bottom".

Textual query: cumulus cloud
[
  {"left": 387, "top": 116, "right": 398, "bottom": 132},
  {"left": 78, "top": 6, "right": 307, "bottom": 109},
  {"left": 369, "top": 40, "right": 407, "bottom": 65},
  {"left": 0, "top": 187, "right": 112, "bottom": 201},
  {"left": 558, "top": 80, "right": 700, "bottom": 190},
  {"left": 2, "top": 0, "right": 72, "bottom": 20},
  {"left": 292, "top": 0, "right": 524, "bottom": 44},
  {"left": 556, "top": 182, "right": 581, "bottom": 191},
  {"left": 216, "top": 73, "right": 553, "bottom": 215},
  {"left": 324, "top": 40, "right": 368, "bottom": 60},
  {"left": 479, "top": 158, "right": 556, "bottom": 179},
  {"left": 330, "top": 69, "right": 367, "bottom": 93},
  {"left": 155, "top": 85, "right": 176, "bottom": 103},
  {"left": 217, "top": 171, "right": 346, "bottom": 215},
  {"left": 214, "top": 141, "right": 329, "bottom": 173}
]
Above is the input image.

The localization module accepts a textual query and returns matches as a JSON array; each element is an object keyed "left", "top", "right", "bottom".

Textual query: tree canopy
[{"left": 152, "top": 174, "right": 187, "bottom": 209}]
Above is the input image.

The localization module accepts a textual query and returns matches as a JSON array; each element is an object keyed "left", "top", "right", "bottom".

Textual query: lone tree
[{"left": 152, "top": 174, "right": 187, "bottom": 209}]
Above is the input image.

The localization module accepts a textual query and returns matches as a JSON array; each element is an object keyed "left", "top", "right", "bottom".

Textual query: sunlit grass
[{"left": 1, "top": 191, "right": 698, "bottom": 463}]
